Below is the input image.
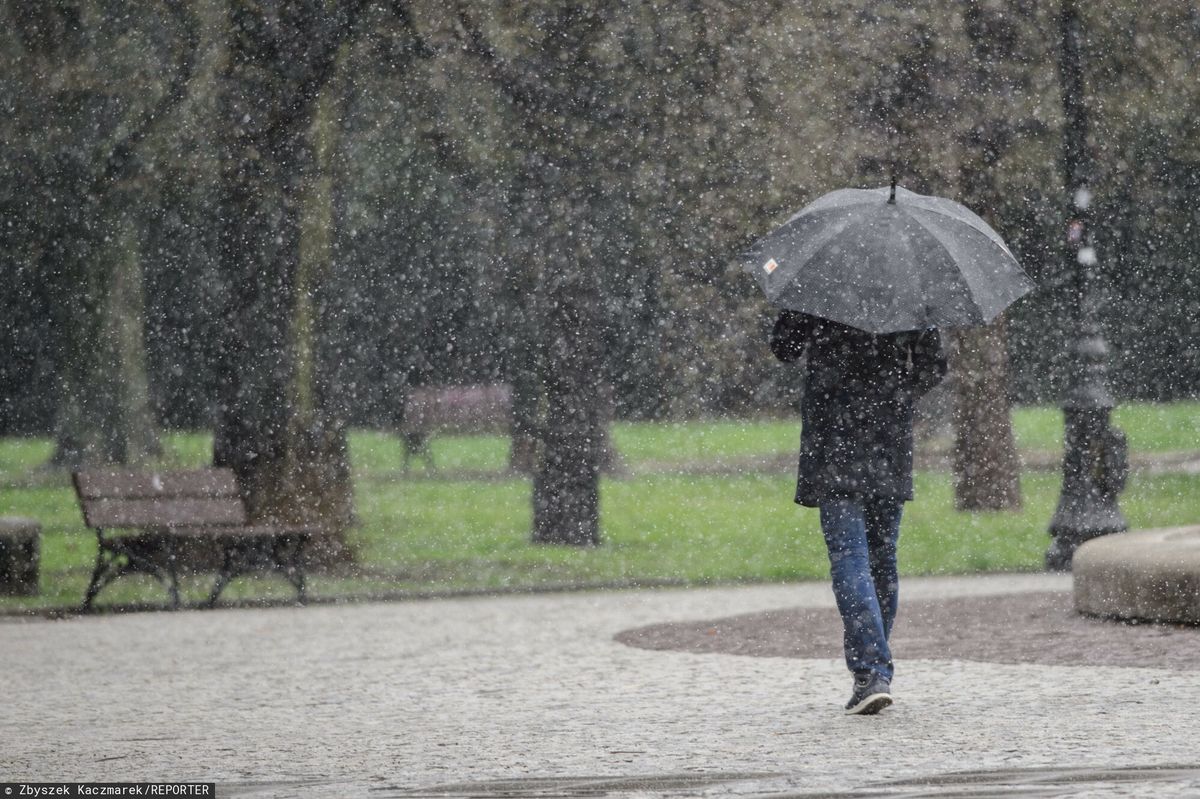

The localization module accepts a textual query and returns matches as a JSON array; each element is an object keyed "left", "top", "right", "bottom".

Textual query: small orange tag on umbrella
[{"left": 763, "top": 258, "right": 778, "bottom": 274}]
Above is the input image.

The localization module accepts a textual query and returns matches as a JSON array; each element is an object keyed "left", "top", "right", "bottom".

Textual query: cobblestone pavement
[{"left": 4, "top": 573, "right": 1200, "bottom": 798}]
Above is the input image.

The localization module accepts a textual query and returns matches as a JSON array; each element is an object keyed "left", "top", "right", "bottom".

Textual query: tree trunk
[
  {"left": 212, "top": 2, "right": 357, "bottom": 564},
  {"left": 951, "top": 0, "right": 1025, "bottom": 511},
  {"left": 531, "top": 243, "right": 604, "bottom": 545},
  {"left": 526, "top": 165, "right": 605, "bottom": 546},
  {"left": 950, "top": 323, "right": 1022, "bottom": 510},
  {"left": 211, "top": 113, "right": 307, "bottom": 525},
  {"left": 48, "top": 176, "right": 159, "bottom": 468},
  {"left": 500, "top": 200, "right": 542, "bottom": 475},
  {"left": 100, "top": 207, "right": 161, "bottom": 463},
  {"left": 46, "top": 164, "right": 108, "bottom": 467},
  {"left": 10, "top": 3, "right": 197, "bottom": 466},
  {"left": 507, "top": 324, "right": 542, "bottom": 475}
]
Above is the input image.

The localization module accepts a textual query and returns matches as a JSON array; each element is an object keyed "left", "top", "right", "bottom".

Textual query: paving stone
[{"left": 4, "top": 573, "right": 1199, "bottom": 797}]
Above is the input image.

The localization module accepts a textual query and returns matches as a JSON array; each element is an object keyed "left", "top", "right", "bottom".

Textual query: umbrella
[{"left": 742, "top": 183, "right": 1035, "bottom": 333}]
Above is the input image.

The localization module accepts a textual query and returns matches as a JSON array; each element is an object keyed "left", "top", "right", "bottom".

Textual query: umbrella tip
[{"left": 888, "top": 176, "right": 897, "bottom": 204}]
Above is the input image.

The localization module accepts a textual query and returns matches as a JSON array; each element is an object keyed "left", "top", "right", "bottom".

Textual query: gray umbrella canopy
[{"left": 742, "top": 185, "right": 1036, "bottom": 333}]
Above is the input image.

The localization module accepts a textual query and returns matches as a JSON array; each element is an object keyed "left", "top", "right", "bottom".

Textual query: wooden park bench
[
  {"left": 400, "top": 384, "right": 513, "bottom": 469},
  {"left": 399, "top": 382, "right": 621, "bottom": 474},
  {"left": 73, "top": 468, "right": 319, "bottom": 611}
]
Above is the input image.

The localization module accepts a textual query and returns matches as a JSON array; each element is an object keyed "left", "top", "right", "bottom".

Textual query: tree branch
[
  {"left": 270, "top": 0, "right": 376, "bottom": 141},
  {"left": 454, "top": 6, "right": 542, "bottom": 112},
  {"left": 93, "top": 0, "right": 200, "bottom": 192},
  {"left": 389, "top": 0, "right": 437, "bottom": 59},
  {"left": 453, "top": 4, "right": 592, "bottom": 118}
]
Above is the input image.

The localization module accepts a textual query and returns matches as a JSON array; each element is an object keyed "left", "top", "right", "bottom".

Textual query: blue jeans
[{"left": 819, "top": 498, "right": 903, "bottom": 681}]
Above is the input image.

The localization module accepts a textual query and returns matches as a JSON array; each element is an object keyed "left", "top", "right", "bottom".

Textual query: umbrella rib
[
  {"left": 761, "top": 205, "right": 875, "bottom": 296},
  {"left": 780, "top": 189, "right": 883, "bottom": 225},
  {"left": 901, "top": 200, "right": 1016, "bottom": 259},
  {"left": 911, "top": 218, "right": 988, "bottom": 325},
  {"left": 903, "top": 209, "right": 1011, "bottom": 321},
  {"left": 906, "top": 204, "right": 1031, "bottom": 283},
  {"left": 781, "top": 201, "right": 876, "bottom": 230}
]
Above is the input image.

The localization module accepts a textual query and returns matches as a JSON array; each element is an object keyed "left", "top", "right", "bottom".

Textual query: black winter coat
[{"left": 770, "top": 311, "right": 948, "bottom": 506}]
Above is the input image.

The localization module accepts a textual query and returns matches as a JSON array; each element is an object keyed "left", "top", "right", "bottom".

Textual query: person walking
[{"left": 770, "top": 309, "right": 947, "bottom": 715}]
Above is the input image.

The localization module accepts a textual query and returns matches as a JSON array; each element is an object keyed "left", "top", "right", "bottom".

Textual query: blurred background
[{"left": 1, "top": 1, "right": 1197, "bottom": 609}]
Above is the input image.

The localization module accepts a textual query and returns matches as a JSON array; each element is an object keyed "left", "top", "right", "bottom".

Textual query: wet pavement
[{"left": 4, "top": 573, "right": 1200, "bottom": 798}]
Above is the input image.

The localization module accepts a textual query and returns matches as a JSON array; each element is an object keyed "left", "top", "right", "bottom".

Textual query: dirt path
[{"left": 616, "top": 590, "right": 1200, "bottom": 671}]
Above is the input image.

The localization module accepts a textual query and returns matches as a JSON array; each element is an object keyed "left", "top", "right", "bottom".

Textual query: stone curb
[{"left": 1073, "top": 524, "right": 1200, "bottom": 624}]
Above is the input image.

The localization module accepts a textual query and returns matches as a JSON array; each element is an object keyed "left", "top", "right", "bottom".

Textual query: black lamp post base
[
  {"left": 1046, "top": 407, "right": 1129, "bottom": 571},
  {"left": 1046, "top": 513, "right": 1128, "bottom": 571}
]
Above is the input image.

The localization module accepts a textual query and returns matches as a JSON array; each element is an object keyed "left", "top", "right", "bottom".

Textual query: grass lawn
[{"left": 1, "top": 401, "right": 1198, "bottom": 613}]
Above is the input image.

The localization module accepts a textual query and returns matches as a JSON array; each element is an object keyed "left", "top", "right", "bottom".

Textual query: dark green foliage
[{"left": 1, "top": 0, "right": 1198, "bottom": 449}]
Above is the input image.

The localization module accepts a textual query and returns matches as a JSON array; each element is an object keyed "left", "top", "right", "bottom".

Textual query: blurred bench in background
[
  {"left": 399, "top": 383, "right": 620, "bottom": 474},
  {"left": 400, "top": 384, "right": 512, "bottom": 470}
]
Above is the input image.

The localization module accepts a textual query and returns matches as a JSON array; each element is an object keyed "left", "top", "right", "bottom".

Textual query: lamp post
[{"left": 1046, "top": 0, "right": 1128, "bottom": 571}]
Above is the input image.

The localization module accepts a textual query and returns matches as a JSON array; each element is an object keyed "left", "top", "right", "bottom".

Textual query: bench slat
[
  {"left": 166, "top": 524, "right": 324, "bottom": 538},
  {"left": 74, "top": 469, "right": 239, "bottom": 500},
  {"left": 81, "top": 497, "right": 246, "bottom": 529}
]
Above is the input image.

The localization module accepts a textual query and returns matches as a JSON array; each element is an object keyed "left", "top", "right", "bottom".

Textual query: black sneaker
[{"left": 844, "top": 673, "right": 892, "bottom": 715}]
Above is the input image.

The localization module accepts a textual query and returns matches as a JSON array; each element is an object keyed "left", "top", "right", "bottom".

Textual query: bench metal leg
[
  {"left": 277, "top": 534, "right": 309, "bottom": 604},
  {"left": 206, "top": 542, "right": 241, "bottom": 608},
  {"left": 82, "top": 546, "right": 109, "bottom": 612},
  {"left": 83, "top": 533, "right": 179, "bottom": 611},
  {"left": 164, "top": 537, "right": 180, "bottom": 610},
  {"left": 207, "top": 534, "right": 310, "bottom": 608}
]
